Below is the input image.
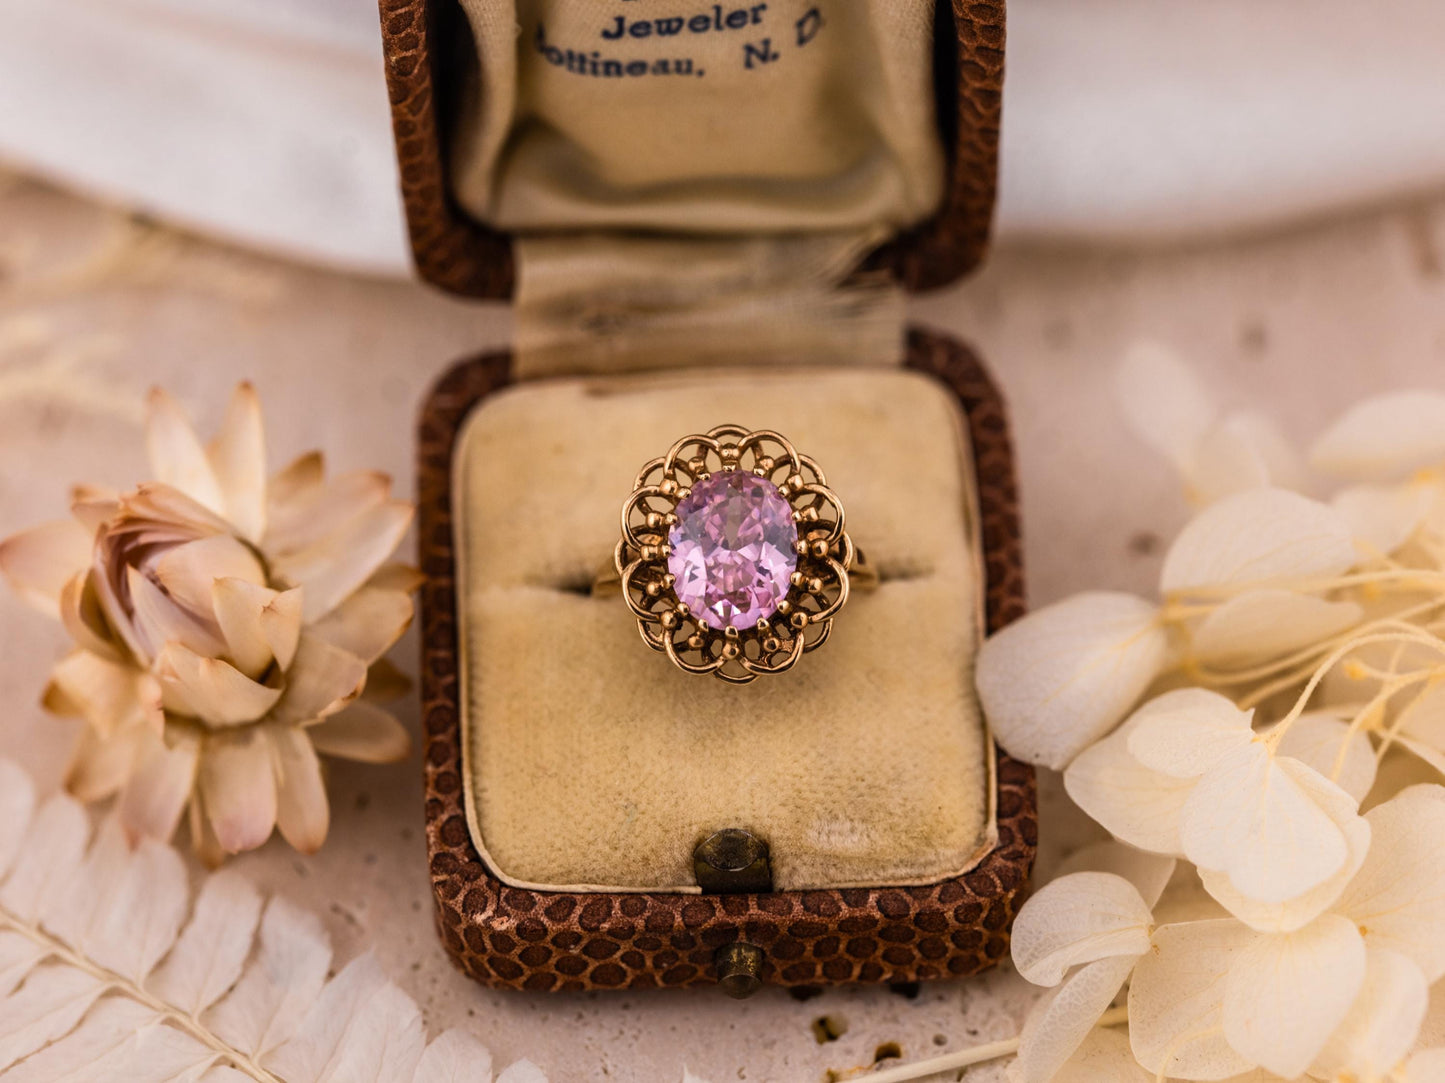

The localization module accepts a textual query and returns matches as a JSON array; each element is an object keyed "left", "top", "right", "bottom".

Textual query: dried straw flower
[{"left": 0, "top": 383, "right": 418, "bottom": 864}]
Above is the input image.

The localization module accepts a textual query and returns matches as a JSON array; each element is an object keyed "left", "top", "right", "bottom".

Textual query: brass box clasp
[{"left": 693, "top": 828, "right": 772, "bottom": 894}]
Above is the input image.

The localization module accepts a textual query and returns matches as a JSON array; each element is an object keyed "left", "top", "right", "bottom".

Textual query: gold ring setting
[{"left": 596, "top": 425, "right": 872, "bottom": 683}]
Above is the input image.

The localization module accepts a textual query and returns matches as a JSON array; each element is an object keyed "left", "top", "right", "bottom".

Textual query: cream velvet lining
[
  {"left": 450, "top": 0, "right": 945, "bottom": 235},
  {"left": 453, "top": 367, "right": 997, "bottom": 892}
]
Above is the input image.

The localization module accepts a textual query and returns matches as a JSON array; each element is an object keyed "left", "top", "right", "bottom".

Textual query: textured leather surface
[
  {"left": 379, "top": 0, "right": 1005, "bottom": 298},
  {"left": 415, "top": 329, "right": 1036, "bottom": 992}
]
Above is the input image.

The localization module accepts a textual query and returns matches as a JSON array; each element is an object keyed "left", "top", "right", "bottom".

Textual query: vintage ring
[{"left": 593, "top": 425, "right": 875, "bottom": 683}]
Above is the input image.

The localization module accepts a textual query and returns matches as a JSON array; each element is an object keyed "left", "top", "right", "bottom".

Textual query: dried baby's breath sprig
[{"left": 0, "top": 383, "right": 418, "bottom": 864}]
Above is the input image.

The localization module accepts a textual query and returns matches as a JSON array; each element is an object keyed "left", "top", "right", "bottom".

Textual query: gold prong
[
  {"left": 789, "top": 571, "right": 806, "bottom": 588},
  {"left": 777, "top": 599, "right": 793, "bottom": 615},
  {"left": 723, "top": 626, "right": 740, "bottom": 640},
  {"left": 807, "top": 577, "right": 824, "bottom": 594},
  {"left": 721, "top": 642, "right": 741, "bottom": 660},
  {"left": 790, "top": 612, "right": 809, "bottom": 629}
]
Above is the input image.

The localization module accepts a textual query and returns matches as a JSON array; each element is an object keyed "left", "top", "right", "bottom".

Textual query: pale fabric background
[
  {"left": 1, "top": 0, "right": 1444, "bottom": 272},
  {"left": 2, "top": 2, "right": 1445, "bottom": 1081}
]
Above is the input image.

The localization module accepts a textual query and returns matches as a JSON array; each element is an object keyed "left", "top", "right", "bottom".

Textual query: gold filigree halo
[{"left": 603, "top": 425, "right": 870, "bottom": 683}]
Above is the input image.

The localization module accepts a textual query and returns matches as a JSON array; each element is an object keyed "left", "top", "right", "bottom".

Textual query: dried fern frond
[{"left": 0, "top": 759, "right": 543, "bottom": 1083}]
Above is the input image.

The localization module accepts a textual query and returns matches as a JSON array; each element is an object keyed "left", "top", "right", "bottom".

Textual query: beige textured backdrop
[{"left": 2, "top": 172, "right": 1443, "bottom": 1081}]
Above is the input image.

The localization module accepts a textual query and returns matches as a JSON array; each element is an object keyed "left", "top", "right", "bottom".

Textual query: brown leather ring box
[{"left": 384, "top": 0, "right": 1037, "bottom": 994}]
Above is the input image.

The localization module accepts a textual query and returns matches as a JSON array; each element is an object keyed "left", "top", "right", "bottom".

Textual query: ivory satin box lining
[{"left": 384, "top": 0, "right": 1034, "bottom": 993}]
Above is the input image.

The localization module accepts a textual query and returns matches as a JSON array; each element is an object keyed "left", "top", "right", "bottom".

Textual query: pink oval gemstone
[{"left": 668, "top": 472, "right": 799, "bottom": 631}]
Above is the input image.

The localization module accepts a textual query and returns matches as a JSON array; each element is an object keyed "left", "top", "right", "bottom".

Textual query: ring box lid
[{"left": 380, "top": 0, "right": 1005, "bottom": 300}]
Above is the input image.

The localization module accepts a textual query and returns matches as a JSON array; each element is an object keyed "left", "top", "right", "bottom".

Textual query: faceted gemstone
[{"left": 667, "top": 472, "right": 799, "bottom": 631}]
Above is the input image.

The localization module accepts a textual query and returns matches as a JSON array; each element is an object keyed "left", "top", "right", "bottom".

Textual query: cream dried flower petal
[
  {"left": 157, "top": 643, "right": 282, "bottom": 727},
  {"left": 127, "top": 567, "right": 228, "bottom": 663},
  {"left": 267, "top": 450, "right": 324, "bottom": 511},
  {"left": 1398, "top": 685, "right": 1445, "bottom": 778},
  {"left": 1011, "top": 872, "right": 1153, "bottom": 987},
  {"left": 205, "top": 382, "right": 267, "bottom": 543},
  {"left": 44, "top": 650, "right": 161, "bottom": 738},
  {"left": 1056, "top": 841, "right": 1177, "bottom": 909},
  {"left": 145, "top": 388, "right": 225, "bottom": 516},
  {"left": 1190, "top": 590, "right": 1363, "bottom": 669},
  {"left": 1275, "top": 713, "right": 1377, "bottom": 804},
  {"left": 1128, "top": 919, "right": 1258, "bottom": 1081},
  {"left": 1041, "top": 1027, "right": 1151, "bottom": 1083},
  {"left": 1309, "top": 948, "right": 1429, "bottom": 1082},
  {"left": 1221, "top": 913, "right": 1366, "bottom": 1078},
  {"left": 1180, "top": 744, "right": 1356, "bottom": 903},
  {"left": 307, "top": 587, "right": 414, "bottom": 666},
  {"left": 271, "top": 500, "right": 413, "bottom": 623},
  {"left": 66, "top": 724, "right": 144, "bottom": 802},
  {"left": 201, "top": 729, "right": 278, "bottom": 854},
  {"left": 212, "top": 578, "right": 299, "bottom": 679},
  {"left": 1014, "top": 955, "right": 1138, "bottom": 1083},
  {"left": 58, "top": 573, "right": 122, "bottom": 662},
  {"left": 1310, "top": 390, "right": 1445, "bottom": 481},
  {"left": 1335, "top": 785, "right": 1445, "bottom": 981},
  {"left": 0, "top": 519, "right": 93, "bottom": 617},
  {"left": 976, "top": 592, "right": 1169, "bottom": 771},
  {"left": 264, "top": 469, "right": 390, "bottom": 559},
  {"left": 307, "top": 702, "right": 411, "bottom": 764},
  {"left": 1402, "top": 1049, "right": 1445, "bottom": 1082},
  {"left": 1332, "top": 481, "right": 1439, "bottom": 556},
  {"left": 1064, "top": 721, "right": 1192, "bottom": 856},
  {"left": 268, "top": 635, "right": 368, "bottom": 726},
  {"left": 1187, "top": 412, "right": 1303, "bottom": 507},
  {"left": 1159, "top": 488, "right": 1357, "bottom": 595},
  {"left": 271, "top": 726, "right": 329, "bottom": 854},
  {"left": 1127, "top": 689, "right": 1254, "bottom": 780},
  {"left": 1114, "top": 341, "right": 1217, "bottom": 476},
  {"left": 152, "top": 534, "right": 266, "bottom": 615},
  {"left": 117, "top": 729, "right": 199, "bottom": 842},
  {"left": 1199, "top": 775, "right": 1369, "bottom": 933}
]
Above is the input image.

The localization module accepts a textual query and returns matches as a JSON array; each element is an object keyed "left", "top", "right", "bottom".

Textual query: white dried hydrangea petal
[
  {"left": 1191, "top": 590, "right": 1363, "bottom": 669},
  {"left": 1042, "top": 1027, "right": 1151, "bottom": 1083},
  {"left": 1159, "top": 488, "right": 1357, "bottom": 595},
  {"left": 1309, "top": 389, "right": 1445, "bottom": 481},
  {"left": 1128, "top": 919, "right": 1258, "bottom": 1081},
  {"left": 1011, "top": 872, "right": 1153, "bottom": 987},
  {"left": 1221, "top": 913, "right": 1366, "bottom": 1078},
  {"left": 1056, "top": 842, "right": 1176, "bottom": 910},
  {"left": 1187, "top": 412, "right": 1303, "bottom": 506},
  {"left": 1310, "top": 948, "right": 1429, "bottom": 1082},
  {"left": 1332, "top": 481, "right": 1438, "bottom": 555},
  {"left": 1398, "top": 685, "right": 1445, "bottom": 778},
  {"left": 1180, "top": 744, "right": 1355, "bottom": 903},
  {"left": 1064, "top": 721, "right": 1192, "bottom": 856},
  {"left": 1014, "top": 954, "right": 1138, "bottom": 1083},
  {"left": 1113, "top": 341, "right": 1216, "bottom": 475},
  {"left": 976, "top": 592, "right": 1169, "bottom": 771},
  {"left": 1199, "top": 776, "right": 1369, "bottom": 933},
  {"left": 1126, "top": 689, "right": 1254, "bottom": 779},
  {"left": 1275, "top": 713, "right": 1377, "bottom": 804},
  {"left": 1335, "top": 785, "right": 1445, "bottom": 981}
]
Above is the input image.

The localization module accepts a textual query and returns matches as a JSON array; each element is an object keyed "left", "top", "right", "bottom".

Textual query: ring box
[{"left": 383, "top": 0, "right": 1037, "bottom": 994}]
